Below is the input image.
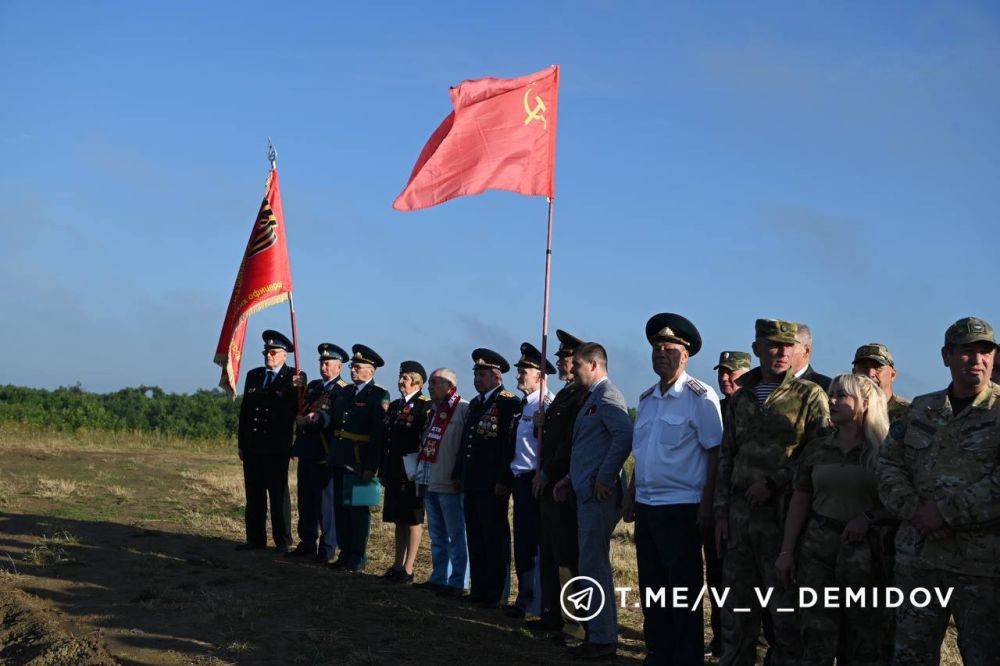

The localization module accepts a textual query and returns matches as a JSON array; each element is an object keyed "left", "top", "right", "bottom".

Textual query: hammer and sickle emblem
[{"left": 523, "top": 87, "right": 547, "bottom": 127}]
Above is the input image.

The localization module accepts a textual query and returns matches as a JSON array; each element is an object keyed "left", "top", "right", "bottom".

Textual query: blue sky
[{"left": 2, "top": 1, "right": 998, "bottom": 404}]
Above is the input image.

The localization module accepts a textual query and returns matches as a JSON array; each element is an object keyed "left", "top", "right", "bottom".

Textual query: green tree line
[{"left": 0, "top": 384, "right": 240, "bottom": 440}]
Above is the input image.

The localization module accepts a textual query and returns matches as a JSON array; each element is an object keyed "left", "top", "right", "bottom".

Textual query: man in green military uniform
[
  {"left": 878, "top": 317, "right": 1000, "bottom": 665},
  {"left": 705, "top": 350, "right": 752, "bottom": 657},
  {"left": 525, "top": 329, "right": 589, "bottom": 636},
  {"left": 714, "top": 319, "right": 830, "bottom": 666},
  {"left": 852, "top": 343, "right": 910, "bottom": 421},
  {"left": 301, "top": 344, "right": 390, "bottom": 572}
]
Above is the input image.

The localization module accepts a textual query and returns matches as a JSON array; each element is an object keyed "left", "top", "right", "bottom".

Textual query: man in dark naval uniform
[
  {"left": 304, "top": 344, "right": 390, "bottom": 572},
  {"left": 237, "top": 330, "right": 304, "bottom": 553},
  {"left": 288, "top": 343, "right": 349, "bottom": 563},
  {"left": 381, "top": 360, "right": 434, "bottom": 583},
  {"left": 453, "top": 348, "right": 522, "bottom": 608},
  {"left": 526, "top": 328, "right": 590, "bottom": 635}
]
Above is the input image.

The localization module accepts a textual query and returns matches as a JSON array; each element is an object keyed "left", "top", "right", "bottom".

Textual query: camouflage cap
[
  {"left": 853, "top": 343, "right": 894, "bottom": 368},
  {"left": 714, "top": 351, "right": 752, "bottom": 371},
  {"left": 944, "top": 317, "right": 997, "bottom": 348},
  {"left": 754, "top": 319, "right": 798, "bottom": 345}
]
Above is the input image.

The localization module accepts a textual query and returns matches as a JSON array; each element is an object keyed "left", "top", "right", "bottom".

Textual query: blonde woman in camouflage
[{"left": 775, "top": 373, "right": 890, "bottom": 665}]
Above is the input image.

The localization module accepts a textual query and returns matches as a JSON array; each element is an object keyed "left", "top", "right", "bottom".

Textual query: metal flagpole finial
[{"left": 266, "top": 137, "right": 277, "bottom": 169}]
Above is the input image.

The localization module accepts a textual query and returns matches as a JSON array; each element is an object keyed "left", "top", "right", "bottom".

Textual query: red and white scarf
[{"left": 418, "top": 387, "right": 461, "bottom": 463}]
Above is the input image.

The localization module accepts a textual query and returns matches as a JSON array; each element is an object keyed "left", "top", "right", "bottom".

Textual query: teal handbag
[{"left": 342, "top": 472, "right": 383, "bottom": 507}]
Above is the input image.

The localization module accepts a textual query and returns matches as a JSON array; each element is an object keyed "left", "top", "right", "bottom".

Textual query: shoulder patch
[
  {"left": 639, "top": 385, "right": 655, "bottom": 402},
  {"left": 336, "top": 378, "right": 348, "bottom": 387},
  {"left": 685, "top": 378, "right": 707, "bottom": 396},
  {"left": 418, "top": 394, "right": 430, "bottom": 401},
  {"left": 499, "top": 390, "right": 516, "bottom": 399},
  {"left": 889, "top": 419, "right": 907, "bottom": 440}
]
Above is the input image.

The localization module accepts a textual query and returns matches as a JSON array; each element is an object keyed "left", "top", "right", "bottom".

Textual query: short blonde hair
[
  {"left": 828, "top": 373, "right": 889, "bottom": 471},
  {"left": 403, "top": 371, "right": 424, "bottom": 387}
]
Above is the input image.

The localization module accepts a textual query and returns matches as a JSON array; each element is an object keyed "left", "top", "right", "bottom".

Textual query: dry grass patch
[{"left": 33, "top": 476, "right": 80, "bottom": 500}]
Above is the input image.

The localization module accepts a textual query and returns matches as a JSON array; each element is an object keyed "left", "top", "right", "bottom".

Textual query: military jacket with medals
[
  {"left": 878, "top": 382, "right": 1000, "bottom": 578},
  {"left": 382, "top": 391, "right": 433, "bottom": 486},
  {"left": 238, "top": 365, "right": 305, "bottom": 455},
  {"left": 321, "top": 382, "right": 391, "bottom": 475},
  {"left": 291, "top": 377, "right": 349, "bottom": 461},
  {"left": 453, "top": 386, "right": 522, "bottom": 493}
]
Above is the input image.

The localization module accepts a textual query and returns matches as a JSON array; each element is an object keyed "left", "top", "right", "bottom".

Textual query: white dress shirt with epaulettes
[{"left": 632, "top": 371, "right": 723, "bottom": 506}]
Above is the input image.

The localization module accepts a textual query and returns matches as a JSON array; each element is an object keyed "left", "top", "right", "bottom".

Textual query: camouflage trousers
[
  {"left": 893, "top": 562, "right": 999, "bottom": 666},
  {"left": 719, "top": 497, "right": 801, "bottom": 666},
  {"left": 797, "top": 518, "right": 884, "bottom": 665}
]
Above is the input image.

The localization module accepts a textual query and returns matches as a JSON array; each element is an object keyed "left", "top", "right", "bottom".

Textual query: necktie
[{"left": 264, "top": 370, "right": 275, "bottom": 388}]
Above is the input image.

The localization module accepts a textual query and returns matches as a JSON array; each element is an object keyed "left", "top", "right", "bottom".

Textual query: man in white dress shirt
[
  {"left": 624, "top": 313, "right": 723, "bottom": 666},
  {"left": 504, "top": 342, "right": 555, "bottom": 619}
]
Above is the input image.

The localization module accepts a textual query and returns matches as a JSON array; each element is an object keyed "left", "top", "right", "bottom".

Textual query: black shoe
[
  {"left": 566, "top": 641, "right": 617, "bottom": 661},
  {"left": 525, "top": 618, "right": 562, "bottom": 633},
  {"left": 274, "top": 543, "right": 292, "bottom": 555},
  {"left": 463, "top": 594, "right": 486, "bottom": 604},
  {"left": 394, "top": 571, "right": 414, "bottom": 584},
  {"left": 284, "top": 545, "right": 315, "bottom": 558},
  {"left": 502, "top": 604, "right": 526, "bottom": 619},
  {"left": 326, "top": 559, "right": 346, "bottom": 570},
  {"left": 476, "top": 598, "right": 502, "bottom": 610},
  {"left": 313, "top": 553, "right": 334, "bottom": 565},
  {"left": 413, "top": 581, "right": 446, "bottom": 592},
  {"left": 382, "top": 565, "right": 404, "bottom": 580},
  {"left": 435, "top": 586, "right": 465, "bottom": 598},
  {"left": 234, "top": 543, "right": 266, "bottom": 551}
]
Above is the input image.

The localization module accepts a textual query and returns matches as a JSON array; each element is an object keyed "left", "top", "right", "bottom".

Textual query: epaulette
[
  {"left": 685, "top": 377, "right": 708, "bottom": 396},
  {"left": 418, "top": 394, "right": 430, "bottom": 402},
  {"left": 336, "top": 378, "right": 348, "bottom": 387},
  {"left": 499, "top": 390, "right": 516, "bottom": 399},
  {"left": 639, "top": 385, "right": 656, "bottom": 402}
]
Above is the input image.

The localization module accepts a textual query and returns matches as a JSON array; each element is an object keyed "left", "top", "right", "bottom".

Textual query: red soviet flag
[
  {"left": 393, "top": 65, "right": 559, "bottom": 211},
  {"left": 213, "top": 168, "right": 294, "bottom": 394}
]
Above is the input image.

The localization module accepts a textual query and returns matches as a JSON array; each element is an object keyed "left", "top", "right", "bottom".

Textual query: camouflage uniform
[
  {"left": 715, "top": 320, "right": 830, "bottom": 666},
  {"left": 877, "top": 317, "right": 1000, "bottom": 666},
  {"left": 887, "top": 393, "right": 911, "bottom": 422},
  {"left": 853, "top": 343, "right": 911, "bottom": 422},
  {"left": 793, "top": 433, "right": 885, "bottom": 665}
]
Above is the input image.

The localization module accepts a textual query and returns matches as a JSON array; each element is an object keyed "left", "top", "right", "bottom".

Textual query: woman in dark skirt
[{"left": 381, "top": 361, "right": 433, "bottom": 582}]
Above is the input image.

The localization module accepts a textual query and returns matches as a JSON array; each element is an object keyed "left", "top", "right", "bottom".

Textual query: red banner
[
  {"left": 393, "top": 65, "right": 559, "bottom": 211},
  {"left": 213, "top": 169, "right": 293, "bottom": 394}
]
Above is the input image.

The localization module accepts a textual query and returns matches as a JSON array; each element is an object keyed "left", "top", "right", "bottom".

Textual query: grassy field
[{"left": 0, "top": 425, "right": 960, "bottom": 664}]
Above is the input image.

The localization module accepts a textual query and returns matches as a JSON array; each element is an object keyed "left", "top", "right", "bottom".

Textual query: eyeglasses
[{"left": 264, "top": 349, "right": 285, "bottom": 356}]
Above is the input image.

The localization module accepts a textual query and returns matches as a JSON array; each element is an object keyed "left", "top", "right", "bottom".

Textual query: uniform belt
[
  {"left": 334, "top": 430, "right": 371, "bottom": 443},
  {"left": 810, "top": 512, "right": 847, "bottom": 532}
]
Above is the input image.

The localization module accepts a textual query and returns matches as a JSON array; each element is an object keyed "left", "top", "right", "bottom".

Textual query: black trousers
[
  {"left": 464, "top": 490, "right": 511, "bottom": 605},
  {"left": 296, "top": 458, "right": 332, "bottom": 553},
  {"left": 331, "top": 467, "right": 372, "bottom": 568},
  {"left": 242, "top": 453, "right": 292, "bottom": 547},
  {"left": 539, "top": 485, "right": 579, "bottom": 625},
  {"left": 511, "top": 473, "right": 541, "bottom": 611},
  {"left": 635, "top": 502, "right": 703, "bottom": 666}
]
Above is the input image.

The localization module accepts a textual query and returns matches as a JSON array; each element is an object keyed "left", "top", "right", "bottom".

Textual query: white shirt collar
[
  {"left": 403, "top": 389, "right": 420, "bottom": 403},
  {"left": 480, "top": 385, "right": 501, "bottom": 402},
  {"left": 654, "top": 371, "right": 689, "bottom": 399},
  {"left": 589, "top": 376, "right": 609, "bottom": 393},
  {"left": 354, "top": 379, "right": 371, "bottom": 393},
  {"left": 794, "top": 365, "right": 808, "bottom": 379},
  {"left": 266, "top": 364, "right": 285, "bottom": 374}
]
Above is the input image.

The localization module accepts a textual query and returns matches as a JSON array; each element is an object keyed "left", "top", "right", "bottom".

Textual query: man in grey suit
[{"left": 553, "top": 342, "right": 633, "bottom": 660}]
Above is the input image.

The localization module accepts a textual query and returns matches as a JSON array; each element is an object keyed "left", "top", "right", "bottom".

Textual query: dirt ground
[{"left": 0, "top": 425, "right": 961, "bottom": 664}]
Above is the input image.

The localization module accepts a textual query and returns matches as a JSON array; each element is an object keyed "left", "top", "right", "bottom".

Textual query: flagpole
[
  {"left": 538, "top": 196, "right": 555, "bottom": 412},
  {"left": 269, "top": 138, "right": 304, "bottom": 410}
]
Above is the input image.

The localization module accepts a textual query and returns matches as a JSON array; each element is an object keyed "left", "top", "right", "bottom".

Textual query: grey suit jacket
[{"left": 569, "top": 378, "right": 633, "bottom": 502}]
